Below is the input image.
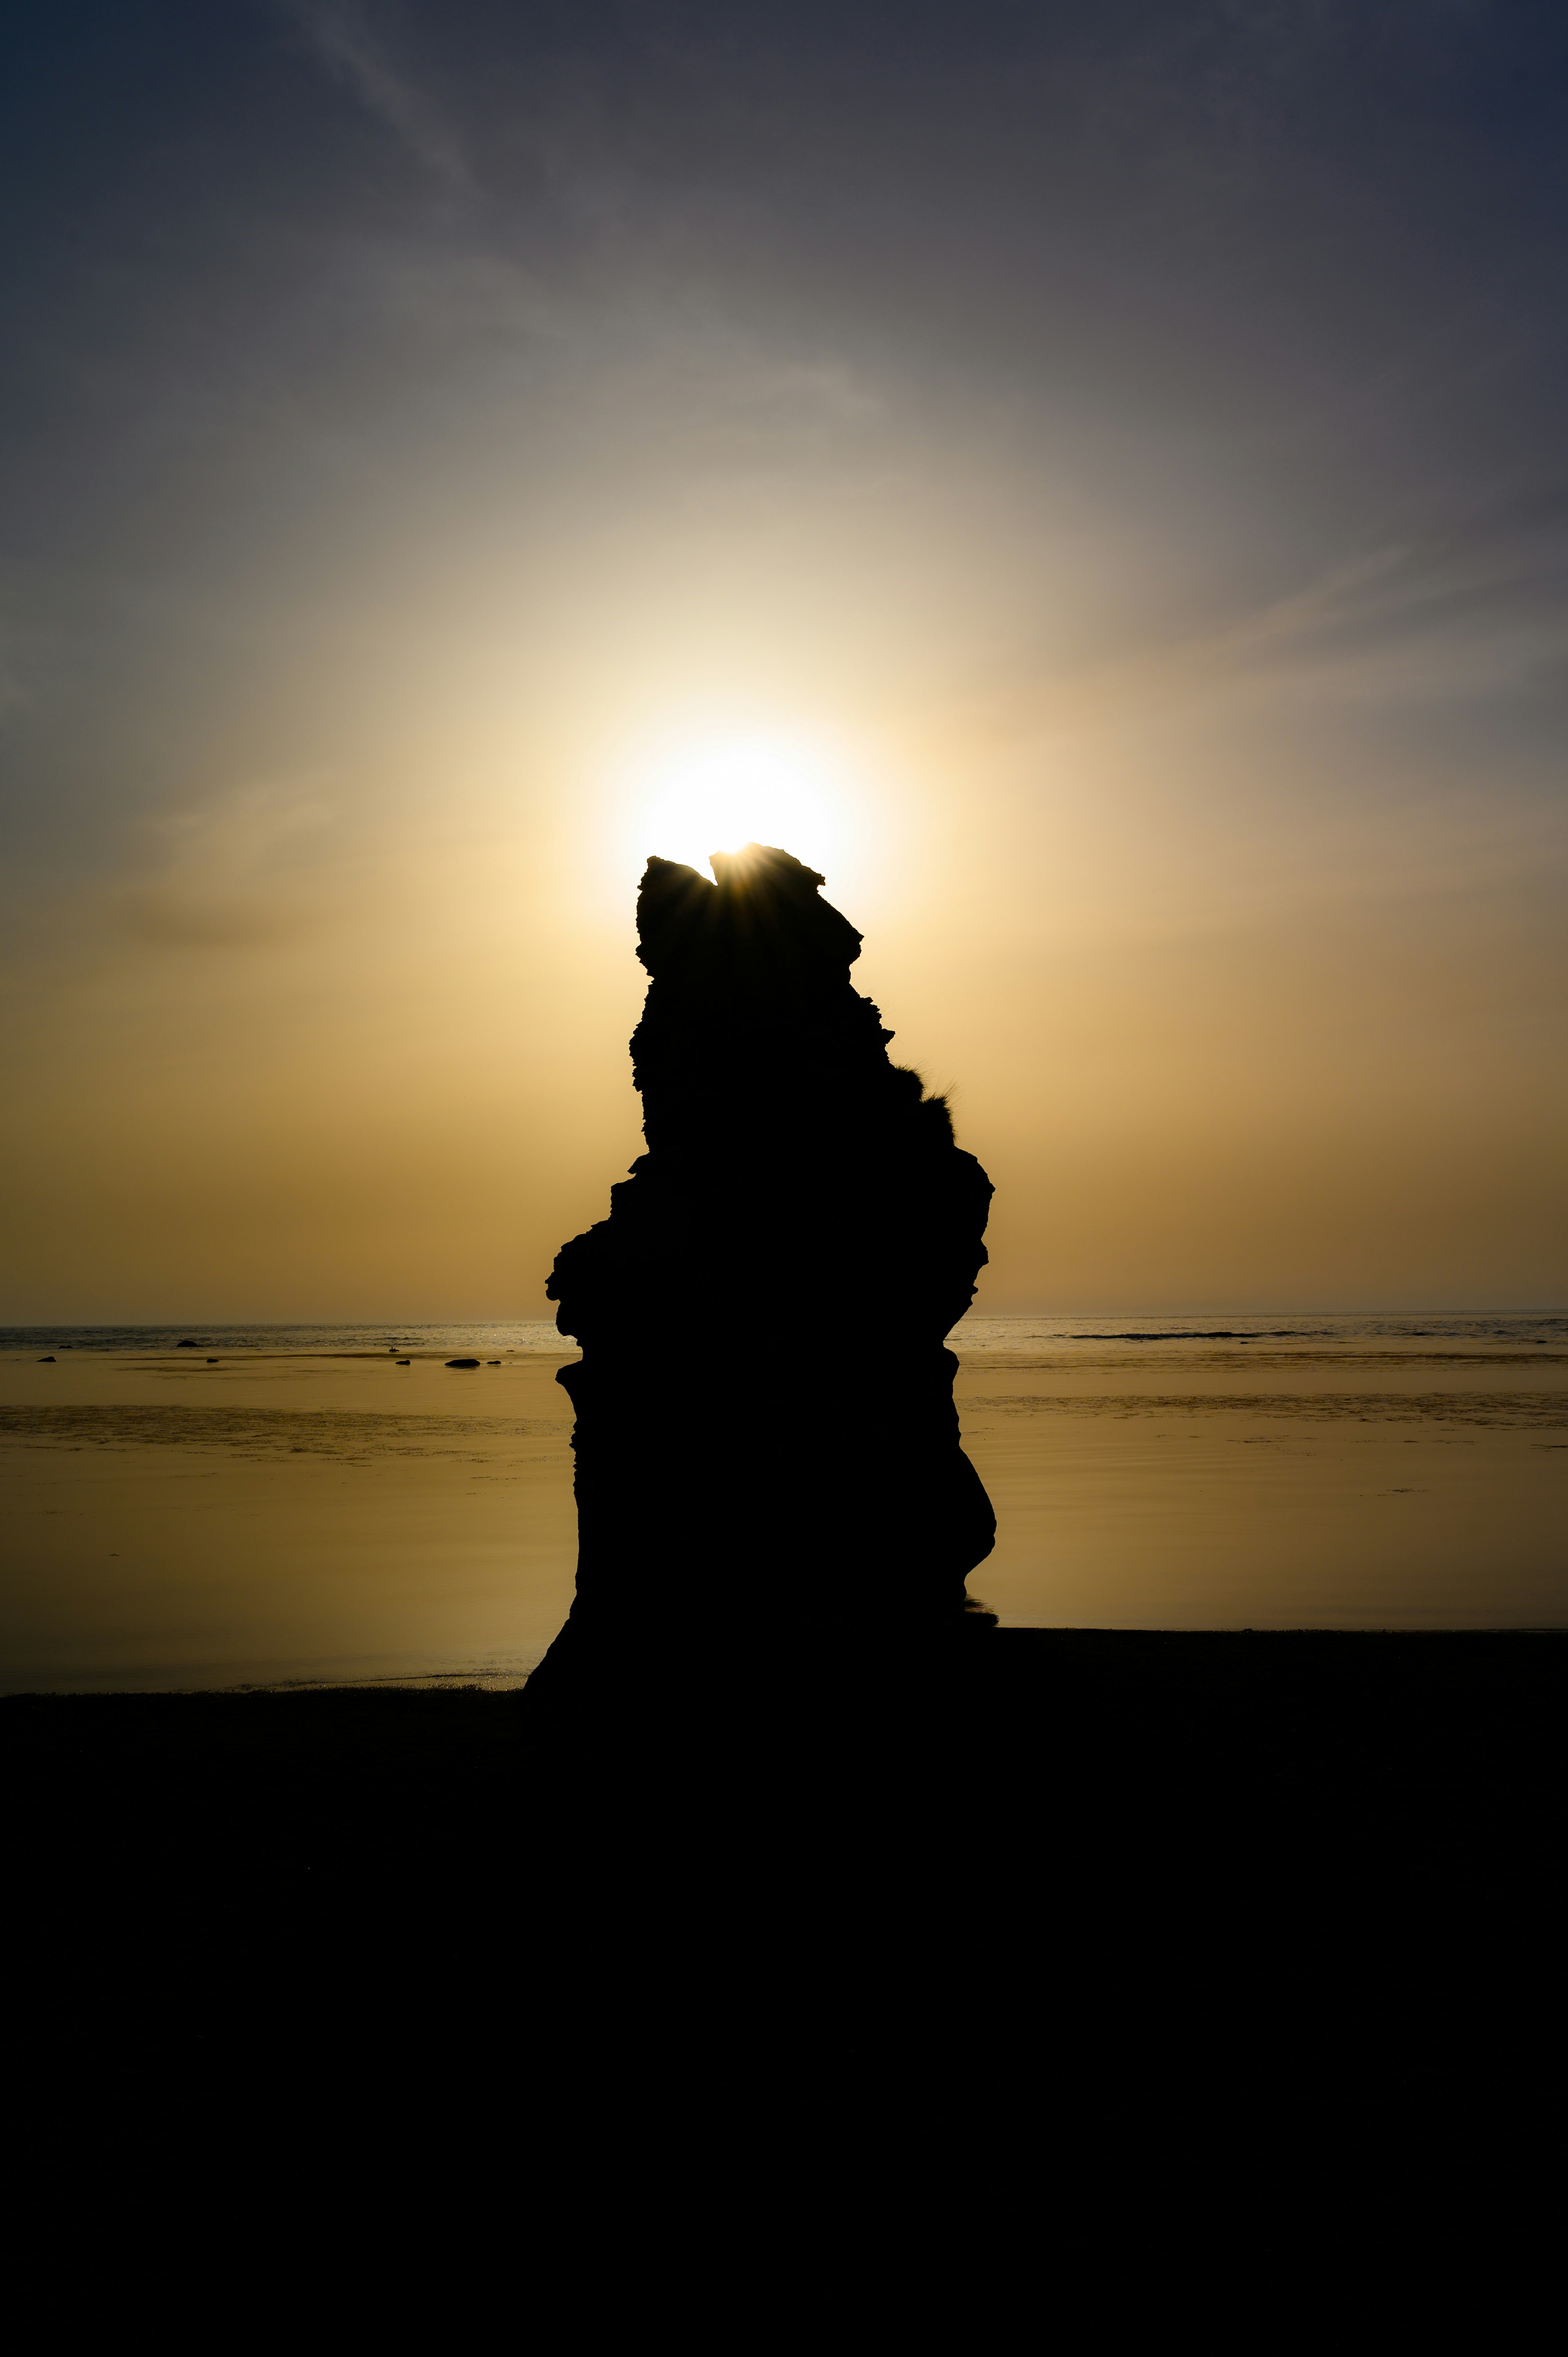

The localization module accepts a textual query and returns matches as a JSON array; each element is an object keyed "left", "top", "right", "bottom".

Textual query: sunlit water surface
[{"left": 2, "top": 1313, "right": 1564, "bottom": 1689}]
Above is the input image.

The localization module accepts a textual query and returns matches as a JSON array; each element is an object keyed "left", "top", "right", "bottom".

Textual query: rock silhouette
[{"left": 534, "top": 843, "right": 995, "bottom": 1709}]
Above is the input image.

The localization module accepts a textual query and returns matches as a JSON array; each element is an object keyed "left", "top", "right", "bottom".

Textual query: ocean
[
  {"left": 2, "top": 1312, "right": 1564, "bottom": 1690},
  {"left": 5, "top": 1310, "right": 1566, "bottom": 1354}
]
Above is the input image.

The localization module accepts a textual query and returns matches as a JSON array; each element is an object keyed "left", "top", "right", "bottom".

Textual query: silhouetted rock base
[{"left": 517, "top": 1605, "right": 998, "bottom": 1771}]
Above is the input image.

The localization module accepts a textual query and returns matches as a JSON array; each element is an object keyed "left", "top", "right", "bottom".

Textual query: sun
[{"left": 622, "top": 733, "right": 847, "bottom": 879}]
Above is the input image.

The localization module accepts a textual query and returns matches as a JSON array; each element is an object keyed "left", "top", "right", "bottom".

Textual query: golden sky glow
[
  {"left": 1, "top": 7, "right": 1565, "bottom": 1320},
  {"left": 613, "top": 729, "right": 860, "bottom": 885}
]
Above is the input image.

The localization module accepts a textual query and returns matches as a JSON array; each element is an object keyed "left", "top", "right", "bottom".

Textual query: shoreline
[{"left": 4, "top": 1620, "right": 1567, "bottom": 1702}]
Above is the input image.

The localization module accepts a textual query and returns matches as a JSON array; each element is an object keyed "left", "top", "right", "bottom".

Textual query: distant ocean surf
[
  {"left": 0, "top": 1322, "right": 575, "bottom": 1355},
  {"left": 3, "top": 1311, "right": 1565, "bottom": 1355}
]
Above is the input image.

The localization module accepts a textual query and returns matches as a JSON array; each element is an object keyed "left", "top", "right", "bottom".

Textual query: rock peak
[
  {"left": 635, "top": 842, "right": 862, "bottom": 983},
  {"left": 539, "top": 842, "right": 996, "bottom": 1666}
]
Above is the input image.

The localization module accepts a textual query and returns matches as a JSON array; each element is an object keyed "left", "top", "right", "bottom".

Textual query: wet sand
[
  {"left": 2, "top": 1336, "right": 1564, "bottom": 1692},
  {"left": 956, "top": 1344, "right": 1568, "bottom": 1630},
  {"left": 0, "top": 1347, "right": 580, "bottom": 1689}
]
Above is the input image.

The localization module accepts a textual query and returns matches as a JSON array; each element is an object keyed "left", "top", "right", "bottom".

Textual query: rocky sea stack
[{"left": 535, "top": 843, "right": 996, "bottom": 1692}]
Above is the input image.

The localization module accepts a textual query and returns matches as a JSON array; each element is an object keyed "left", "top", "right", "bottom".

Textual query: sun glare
[{"left": 622, "top": 734, "right": 849, "bottom": 880}]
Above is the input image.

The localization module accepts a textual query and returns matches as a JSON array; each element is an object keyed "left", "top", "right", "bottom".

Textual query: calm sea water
[
  {"left": 957, "top": 1312, "right": 1568, "bottom": 1351},
  {"left": 5, "top": 1311, "right": 1565, "bottom": 1355},
  {"left": 1, "top": 1321, "right": 574, "bottom": 1354},
  {"left": 3, "top": 1311, "right": 1565, "bottom": 1686}
]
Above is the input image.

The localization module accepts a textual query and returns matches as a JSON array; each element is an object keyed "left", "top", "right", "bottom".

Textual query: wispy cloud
[
  {"left": 117, "top": 780, "right": 338, "bottom": 948},
  {"left": 1189, "top": 505, "right": 1568, "bottom": 713},
  {"left": 283, "top": 1, "right": 476, "bottom": 196},
  {"left": 976, "top": 493, "right": 1568, "bottom": 754}
]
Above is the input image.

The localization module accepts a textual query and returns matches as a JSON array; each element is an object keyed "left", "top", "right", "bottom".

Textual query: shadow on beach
[{"left": 9, "top": 1630, "right": 1562, "bottom": 2179}]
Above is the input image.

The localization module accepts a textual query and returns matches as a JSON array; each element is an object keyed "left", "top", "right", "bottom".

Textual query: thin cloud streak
[
  {"left": 972, "top": 516, "right": 1568, "bottom": 757},
  {"left": 283, "top": 0, "right": 477, "bottom": 196},
  {"left": 114, "top": 781, "right": 339, "bottom": 949}
]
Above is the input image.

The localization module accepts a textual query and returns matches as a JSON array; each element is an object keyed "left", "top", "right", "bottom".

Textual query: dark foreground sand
[{"left": 10, "top": 1631, "right": 1561, "bottom": 2188}]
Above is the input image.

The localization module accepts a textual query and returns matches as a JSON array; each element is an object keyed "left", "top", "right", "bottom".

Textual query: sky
[{"left": 2, "top": 0, "right": 1565, "bottom": 1319}]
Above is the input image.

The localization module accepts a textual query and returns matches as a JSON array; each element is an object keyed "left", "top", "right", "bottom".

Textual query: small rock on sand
[
  {"left": 445, "top": 1358, "right": 481, "bottom": 1369},
  {"left": 38, "top": 1355, "right": 55, "bottom": 1362}
]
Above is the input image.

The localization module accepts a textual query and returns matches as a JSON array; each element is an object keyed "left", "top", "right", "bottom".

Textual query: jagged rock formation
[{"left": 541, "top": 844, "right": 996, "bottom": 1666}]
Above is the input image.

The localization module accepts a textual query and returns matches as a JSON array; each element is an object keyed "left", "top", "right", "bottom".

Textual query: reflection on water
[
  {"left": 1, "top": 1316, "right": 1565, "bottom": 1688},
  {"left": 960, "top": 1385, "right": 1568, "bottom": 1634},
  {"left": 0, "top": 1343, "right": 581, "bottom": 1692}
]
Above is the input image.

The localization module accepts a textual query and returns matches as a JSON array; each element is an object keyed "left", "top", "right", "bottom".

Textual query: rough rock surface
[{"left": 539, "top": 844, "right": 996, "bottom": 1668}]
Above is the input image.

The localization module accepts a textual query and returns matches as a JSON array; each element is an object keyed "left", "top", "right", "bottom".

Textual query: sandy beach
[
  {"left": 2, "top": 1322, "right": 1564, "bottom": 1692},
  {"left": 10, "top": 1630, "right": 1563, "bottom": 2213}
]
